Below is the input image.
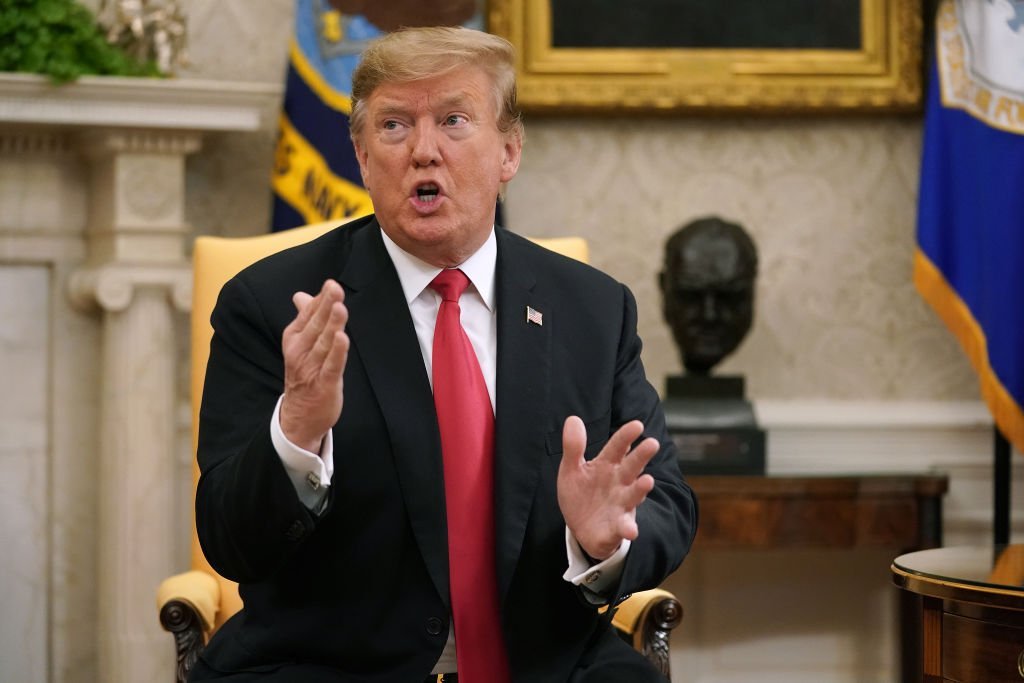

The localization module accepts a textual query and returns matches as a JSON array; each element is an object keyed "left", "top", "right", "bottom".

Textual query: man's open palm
[{"left": 557, "top": 416, "right": 657, "bottom": 560}]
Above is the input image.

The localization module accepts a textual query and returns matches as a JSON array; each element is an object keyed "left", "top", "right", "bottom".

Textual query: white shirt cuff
[
  {"left": 270, "top": 395, "right": 334, "bottom": 513},
  {"left": 562, "top": 528, "right": 630, "bottom": 603}
]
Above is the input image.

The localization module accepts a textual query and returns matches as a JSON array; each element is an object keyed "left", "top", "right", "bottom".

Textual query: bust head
[{"left": 659, "top": 217, "right": 758, "bottom": 375}]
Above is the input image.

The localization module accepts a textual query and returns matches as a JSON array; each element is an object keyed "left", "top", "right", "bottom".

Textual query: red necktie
[{"left": 429, "top": 269, "right": 510, "bottom": 683}]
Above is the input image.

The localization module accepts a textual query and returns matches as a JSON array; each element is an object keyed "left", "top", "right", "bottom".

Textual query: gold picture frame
[{"left": 488, "top": 0, "right": 922, "bottom": 113}]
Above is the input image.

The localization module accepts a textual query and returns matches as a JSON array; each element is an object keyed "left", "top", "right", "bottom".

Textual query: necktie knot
[{"left": 429, "top": 268, "right": 470, "bottom": 303}]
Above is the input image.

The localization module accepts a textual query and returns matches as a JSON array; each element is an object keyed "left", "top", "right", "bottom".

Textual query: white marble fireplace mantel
[
  {"left": 0, "top": 73, "right": 281, "bottom": 683},
  {"left": 0, "top": 72, "right": 280, "bottom": 131}
]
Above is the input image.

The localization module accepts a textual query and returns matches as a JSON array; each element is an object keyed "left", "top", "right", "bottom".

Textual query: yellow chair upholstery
[
  {"left": 609, "top": 587, "right": 683, "bottom": 667},
  {"left": 157, "top": 221, "right": 682, "bottom": 681}
]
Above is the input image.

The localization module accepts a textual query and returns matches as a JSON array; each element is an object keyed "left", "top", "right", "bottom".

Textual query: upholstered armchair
[{"left": 156, "top": 221, "right": 683, "bottom": 682}]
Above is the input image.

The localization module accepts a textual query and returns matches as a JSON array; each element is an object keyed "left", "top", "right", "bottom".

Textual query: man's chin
[{"left": 686, "top": 337, "right": 729, "bottom": 357}]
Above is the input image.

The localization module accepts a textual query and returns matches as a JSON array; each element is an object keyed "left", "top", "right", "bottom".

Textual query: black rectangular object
[{"left": 670, "top": 427, "right": 766, "bottom": 476}]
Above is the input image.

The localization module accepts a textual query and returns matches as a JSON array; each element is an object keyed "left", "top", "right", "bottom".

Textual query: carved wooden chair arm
[
  {"left": 157, "top": 579, "right": 682, "bottom": 682},
  {"left": 157, "top": 570, "right": 220, "bottom": 683},
  {"left": 610, "top": 588, "right": 684, "bottom": 677}
]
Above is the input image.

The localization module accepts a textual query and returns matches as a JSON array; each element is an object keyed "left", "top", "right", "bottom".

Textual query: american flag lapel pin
[{"left": 526, "top": 306, "right": 543, "bottom": 326}]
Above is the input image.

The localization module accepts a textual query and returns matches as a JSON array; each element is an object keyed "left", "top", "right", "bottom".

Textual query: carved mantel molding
[
  {"left": 0, "top": 72, "right": 280, "bottom": 131},
  {"left": 68, "top": 263, "right": 192, "bottom": 313},
  {"left": 0, "top": 73, "right": 280, "bottom": 683}
]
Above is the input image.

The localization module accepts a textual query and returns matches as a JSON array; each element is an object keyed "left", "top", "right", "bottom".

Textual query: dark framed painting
[{"left": 488, "top": 0, "right": 923, "bottom": 113}]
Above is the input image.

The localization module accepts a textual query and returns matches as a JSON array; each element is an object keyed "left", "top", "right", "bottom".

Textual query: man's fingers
[
  {"left": 561, "top": 416, "right": 587, "bottom": 468},
  {"left": 306, "top": 302, "right": 348, "bottom": 367},
  {"left": 600, "top": 420, "right": 645, "bottom": 465},
  {"left": 291, "top": 280, "right": 344, "bottom": 338},
  {"left": 619, "top": 437, "right": 660, "bottom": 482},
  {"left": 617, "top": 516, "right": 640, "bottom": 542},
  {"left": 622, "top": 473, "right": 655, "bottom": 509},
  {"left": 292, "top": 290, "right": 314, "bottom": 312},
  {"left": 286, "top": 291, "right": 315, "bottom": 340},
  {"left": 321, "top": 329, "right": 350, "bottom": 379},
  {"left": 303, "top": 281, "right": 342, "bottom": 342},
  {"left": 290, "top": 286, "right": 321, "bottom": 328},
  {"left": 559, "top": 419, "right": 660, "bottom": 557}
]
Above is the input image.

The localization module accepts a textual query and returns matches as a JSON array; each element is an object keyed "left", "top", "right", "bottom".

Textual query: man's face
[
  {"left": 660, "top": 233, "right": 754, "bottom": 374},
  {"left": 353, "top": 65, "right": 522, "bottom": 267}
]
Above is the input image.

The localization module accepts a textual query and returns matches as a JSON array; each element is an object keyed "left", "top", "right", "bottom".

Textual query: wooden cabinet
[
  {"left": 893, "top": 546, "right": 1024, "bottom": 683},
  {"left": 689, "top": 474, "right": 947, "bottom": 550},
  {"left": 688, "top": 474, "right": 949, "bottom": 683}
]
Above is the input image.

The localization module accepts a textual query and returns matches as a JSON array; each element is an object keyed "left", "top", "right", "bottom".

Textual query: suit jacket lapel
[
  {"left": 493, "top": 230, "right": 551, "bottom": 604},
  {"left": 339, "top": 221, "right": 450, "bottom": 607}
]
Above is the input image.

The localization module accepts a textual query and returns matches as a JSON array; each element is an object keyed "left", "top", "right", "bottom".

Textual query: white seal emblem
[{"left": 937, "top": 0, "right": 1024, "bottom": 133}]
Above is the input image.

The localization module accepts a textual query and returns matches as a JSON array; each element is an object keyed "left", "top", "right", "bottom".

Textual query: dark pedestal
[{"left": 662, "top": 374, "right": 766, "bottom": 475}]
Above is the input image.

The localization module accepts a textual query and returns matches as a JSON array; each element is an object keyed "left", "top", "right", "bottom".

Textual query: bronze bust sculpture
[
  {"left": 659, "top": 216, "right": 758, "bottom": 375},
  {"left": 658, "top": 216, "right": 765, "bottom": 475}
]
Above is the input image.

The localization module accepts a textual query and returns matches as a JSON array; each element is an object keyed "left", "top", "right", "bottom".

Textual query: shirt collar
[{"left": 379, "top": 227, "right": 496, "bottom": 312}]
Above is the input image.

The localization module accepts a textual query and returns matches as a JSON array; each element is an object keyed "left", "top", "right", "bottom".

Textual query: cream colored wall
[{"left": 505, "top": 116, "right": 976, "bottom": 401}]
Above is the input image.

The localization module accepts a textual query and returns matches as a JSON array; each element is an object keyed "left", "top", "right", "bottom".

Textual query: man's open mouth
[{"left": 416, "top": 183, "right": 440, "bottom": 203}]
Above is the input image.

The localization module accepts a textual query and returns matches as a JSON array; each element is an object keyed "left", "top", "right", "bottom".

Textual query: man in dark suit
[{"left": 193, "top": 26, "right": 697, "bottom": 683}]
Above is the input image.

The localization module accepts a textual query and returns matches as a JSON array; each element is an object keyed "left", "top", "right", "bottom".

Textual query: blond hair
[{"left": 350, "top": 26, "right": 522, "bottom": 141}]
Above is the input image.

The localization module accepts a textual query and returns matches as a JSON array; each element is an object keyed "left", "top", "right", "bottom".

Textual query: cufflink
[
  {"left": 306, "top": 471, "right": 321, "bottom": 491},
  {"left": 585, "top": 570, "right": 602, "bottom": 585}
]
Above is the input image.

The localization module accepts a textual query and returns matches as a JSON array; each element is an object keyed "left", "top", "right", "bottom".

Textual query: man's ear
[{"left": 500, "top": 132, "right": 523, "bottom": 183}]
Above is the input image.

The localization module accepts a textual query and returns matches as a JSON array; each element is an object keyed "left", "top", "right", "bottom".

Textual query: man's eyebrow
[
  {"left": 373, "top": 102, "right": 410, "bottom": 118},
  {"left": 433, "top": 93, "right": 472, "bottom": 110},
  {"left": 374, "top": 93, "right": 474, "bottom": 118}
]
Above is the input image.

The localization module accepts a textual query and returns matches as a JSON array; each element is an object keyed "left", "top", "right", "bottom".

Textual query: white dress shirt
[{"left": 268, "top": 226, "right": 627, "bottom": 672}]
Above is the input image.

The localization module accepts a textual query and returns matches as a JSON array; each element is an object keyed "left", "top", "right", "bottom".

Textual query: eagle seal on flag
[{"left": 936, "top": 0, "right": 1024, "bottom": 133}]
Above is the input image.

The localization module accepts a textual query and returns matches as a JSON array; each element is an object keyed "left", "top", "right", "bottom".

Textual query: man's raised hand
[
  {"left": 279, "top": 279, "right": 349, "bottom": 453},
  {"left": 556, "top": 417, "right": 658, "bottom": 561}
]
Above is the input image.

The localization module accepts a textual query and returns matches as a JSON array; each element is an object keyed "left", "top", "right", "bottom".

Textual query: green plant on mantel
[{"left": 0, "top": 0, "right": 160, "bottom": 82}]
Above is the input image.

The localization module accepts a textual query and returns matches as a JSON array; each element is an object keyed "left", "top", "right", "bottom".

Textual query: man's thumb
[
  {"left": 561, "top": 415, "right": 587, "bottom": 465},
  {"left": 292, "top": 291, "right": 314, "bottom": 311}
]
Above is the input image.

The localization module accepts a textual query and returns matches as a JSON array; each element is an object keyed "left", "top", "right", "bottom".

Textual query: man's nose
[
  {"left": 702, "top": 292, "right": 719, "bottom": 321},
  {"left": 410, "top": 125, "right": 441, "bottom": 167}
]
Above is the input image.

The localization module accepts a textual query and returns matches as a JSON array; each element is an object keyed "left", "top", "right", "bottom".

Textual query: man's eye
[
  {"left": 381, "top": 119, "right": 409, "bottom": 131},
  {"left": 444, "top": 114, "right": 467, "bottom": 126}
]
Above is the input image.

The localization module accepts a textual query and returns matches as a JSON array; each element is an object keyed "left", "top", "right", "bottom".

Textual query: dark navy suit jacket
[{"left": 193, "top": 216, "right": 698, "bottom": 682}]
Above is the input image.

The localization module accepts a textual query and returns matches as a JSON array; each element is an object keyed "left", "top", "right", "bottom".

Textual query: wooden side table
[
  {"left": 687, "top": 474, "right": 949, "bottom": 682},
  {"left": 688, "top": 474, "right": 948, "bottom": 550},
  {"left": 892, "top": 546, "right": 1024, "bottom": 683}
]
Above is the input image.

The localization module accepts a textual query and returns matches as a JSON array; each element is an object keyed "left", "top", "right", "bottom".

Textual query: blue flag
[
  {"left": 915, "top": 0, "right": 1024, "bottom": 452},
  {"left": 271, "top": 0, "right": 377, "bottom": 231}
]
